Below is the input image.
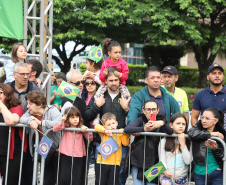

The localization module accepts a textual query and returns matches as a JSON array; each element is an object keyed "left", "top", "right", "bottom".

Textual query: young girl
[
  {"left": 4, "top": 43, "right": 27, "bottom": 83},
  {"left": 83, "top": 54, "right": 103, "bottom": 85},
  {"left": 95, "top": 38, "right": 131, "bottom": 99},
  {"left": 159, "top": 112, "right": 192, "bottom": 185},
  {"left": 50, "top": 72, "right": 66, "bottom": 110},
  {"left": 189, "top": 107, "right": 226, "bottom": 185},
  {"left": 53, "top": 106, "right": 93, "bottom": 185},
  {"left": 124, "top": 100, "right": 173, "bottom": 185}
]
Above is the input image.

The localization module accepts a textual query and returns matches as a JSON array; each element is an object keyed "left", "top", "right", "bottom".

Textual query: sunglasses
[
  {"left": 200, "top": 116, "right": 217, "bottom": 121},
  {"left": 70, "top": 80, "right": 85, "bottom": 86},
  {"left": 85, "top": 81, "right": 96, "bottom": 86}
]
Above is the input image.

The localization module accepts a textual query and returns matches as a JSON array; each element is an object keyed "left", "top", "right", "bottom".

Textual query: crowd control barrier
[
  {"left": 0, "top": 123, "right": 39, "bottom": 185},
  {"left": 27, "top": 128, "right": 226, "bottom": 185}
]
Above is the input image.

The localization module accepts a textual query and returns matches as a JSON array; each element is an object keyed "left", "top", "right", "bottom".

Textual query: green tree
[
  {"left": 0, "top": 0, "right": 144, "bottom": 73},
  {"left": 128, "top": 0, "right": 226, "bottom": 87}
]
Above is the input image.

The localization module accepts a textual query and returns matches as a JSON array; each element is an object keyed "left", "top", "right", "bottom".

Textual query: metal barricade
[
  {"left": 0, "top": 123, "right": 39, "bottom": 185},
  {"left": 39, "top": 128, "right": 226, "bottom": 185}
]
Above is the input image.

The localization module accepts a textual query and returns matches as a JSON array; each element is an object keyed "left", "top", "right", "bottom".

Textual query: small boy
[{"left": 95, "top": 112, "right": 130, "bottom": 185}]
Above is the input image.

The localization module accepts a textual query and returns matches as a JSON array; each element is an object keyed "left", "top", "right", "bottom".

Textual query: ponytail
[{"left": 102, "top": 38, "right": 121, "bottom": 56}]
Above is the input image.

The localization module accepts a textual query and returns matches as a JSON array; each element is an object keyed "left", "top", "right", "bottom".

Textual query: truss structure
[{"left": 23, "top": 0, "right": 53, "bottom": 102}]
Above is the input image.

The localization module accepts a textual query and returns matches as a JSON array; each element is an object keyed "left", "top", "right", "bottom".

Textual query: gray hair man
[{"left": 8, "top": 62, "right": 40, "bottom": 111}]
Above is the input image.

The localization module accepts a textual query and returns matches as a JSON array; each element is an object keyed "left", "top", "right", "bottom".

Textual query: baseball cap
[
  {"left": 208, "top": 63, "right": 224, "bottom": 73},
  {"left": 162, "top": 66, "right": 178, "bottom": 75}
]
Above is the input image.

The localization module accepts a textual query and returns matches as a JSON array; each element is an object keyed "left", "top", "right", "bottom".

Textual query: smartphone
[
  {"left": 207, "top": 139, "right": 216, "bottom": 144},
  {"left": 150, "top": 113, "right": 156, "bottom": 121}
]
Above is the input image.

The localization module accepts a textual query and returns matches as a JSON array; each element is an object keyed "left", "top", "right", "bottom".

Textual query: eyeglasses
[
  {"left": 143, "top": 108, "right": 158, "bottom": 113},
  {"left": 70, "top": 80, "right": 85, "bottom": 86},
  {"left": 85, "top": 81, "right": 96, "bottom": 86},
  {"left": 15, "top": 72, "right": 30, "bottom": 77},
  {"left": 200, "top": 116, "right": 217, "bottom": 121}
]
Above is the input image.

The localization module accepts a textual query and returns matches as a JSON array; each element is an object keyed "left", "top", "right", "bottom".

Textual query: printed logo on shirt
[
  {"left": 178, "top": 101, "right": 182, "bottom": 107},
  {"left": 118, "top": 98, "right": 121, "bottom": 103}
]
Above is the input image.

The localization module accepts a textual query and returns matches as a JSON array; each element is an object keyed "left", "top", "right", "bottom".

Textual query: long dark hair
[
  {"left": 64, "top": 106, "right": 83, "bottom": 128},
  {"left": 0, "top": 83, "right": 21, "bottom": 109},
  {"left": 165, "top": 113, "right": 190, "bottom": 152}
]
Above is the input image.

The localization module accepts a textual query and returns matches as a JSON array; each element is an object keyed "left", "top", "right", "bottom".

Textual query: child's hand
[
  {"left": 52, "top": 90, "right": 57, "bottom": 97},
  {"left": 163, "top": 170, "right": 173, "bottom": 179},
  {"left": 85, "top": 72, "right": 95, "bottom": 80},
  {"left": 118, "top": 129, "right": 124, "bottom": 134},
  {"left": 114, "top": 71, "right": 122, "bottom": 78},
  {"left": 58, "top": 114, "right": 67, "bottom": 126},
  {"left": 178, "top": 133, "right": 186, "bottom": 147},
  {"left": 104, "top": 130, "right": 112, "bottom": 137},
  {"left": 103, "top": 68, "right": 108, "bottom": 76},
  {"left": 81, "top": 125, "right": 88, "bottom": 132}
]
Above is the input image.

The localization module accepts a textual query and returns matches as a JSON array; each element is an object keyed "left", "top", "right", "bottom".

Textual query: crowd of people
[{"left": 0, "top": 40, "right": 225, "bottom": 185}]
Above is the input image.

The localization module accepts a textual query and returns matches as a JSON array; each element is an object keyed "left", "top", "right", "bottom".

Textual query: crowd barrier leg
[{"left": 32, "top": 130, "right": 39, "bottom": 185}]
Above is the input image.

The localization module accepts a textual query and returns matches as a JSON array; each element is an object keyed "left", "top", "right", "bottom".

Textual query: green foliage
[
  {"left": 127, "top": 64, "right": 147, "bottom": 86},
  {"left": 142, "top": 45, "right": 186, "bottom": 68},
  {"left": 180, "top": 87, "right": 201, "bottom": 111},
  {"left": 80, "top": 64, "right": 86, "bottom": 75},
  {"left": 127, "top": 86, "right": 144, "bottom": 95},
  {"left": 0, "top": 0, "right": 145, "bottom": 73},
  {"left": 128, "top": 0, "right": 226, "bottom": 87},
  {"left": 177, "top": 67, "right": 199, "bottom": 88}
]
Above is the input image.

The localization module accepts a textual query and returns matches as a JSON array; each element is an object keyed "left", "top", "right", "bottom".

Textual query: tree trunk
[{"left": 193, "top": 45, "right": 217, "bottom": 88}]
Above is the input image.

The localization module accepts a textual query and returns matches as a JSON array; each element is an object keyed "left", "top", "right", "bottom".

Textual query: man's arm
[{"left": 191, "top": 109, "right": 200, "bottom": 127}]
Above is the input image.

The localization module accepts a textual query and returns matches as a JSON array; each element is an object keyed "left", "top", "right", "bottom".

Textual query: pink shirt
[
  {"left": 53, "top": 123, "right": 93, "bottom": 157},
  {"left": 85, "top": 94, "right": 93, "bottom": 105},
  {"left": 99, "top": 58, "right": 129, "bottom": 85}
]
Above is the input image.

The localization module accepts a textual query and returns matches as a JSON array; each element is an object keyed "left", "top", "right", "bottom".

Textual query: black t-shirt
[{"left": 0, "top": 113, "right": 21, "bottom": 155}]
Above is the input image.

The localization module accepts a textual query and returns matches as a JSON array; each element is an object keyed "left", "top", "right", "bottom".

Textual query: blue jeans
[
  {"left": 131, "top": 166, "right": 156, "bottom": 185},
  {"left": 118, "top": 146, "right": 129, "bottom": 185},
  {"left": 194, "top": 169, "right": 223, "bottom": 185}
]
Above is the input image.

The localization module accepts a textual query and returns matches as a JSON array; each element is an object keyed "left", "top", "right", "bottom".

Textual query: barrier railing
[
  {"left": 0, "top": 123, "right": 39, "bottom": 185},
  {"left": 37, "top": 128, "right": 226, "bottom": 185}
]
